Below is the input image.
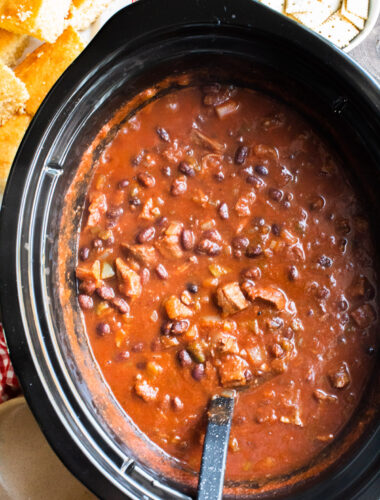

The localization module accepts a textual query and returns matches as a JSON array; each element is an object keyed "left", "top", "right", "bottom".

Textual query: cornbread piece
[
  {"left": 0, "top": 29, "right": 28, "bottom": 66},
  {"left": 0, "top": 63, "right": 28, "bottom": 125},
  {"left": 0, "top": 114, "right": 30, "bottom": 195},
  {"left": 68, "top": 0, "right": 112, "bottom": 31},
  {"left": 15, "top": 27, "right": 84, "bottom": 115},
  {"left": 0, "top": 0, "right": 71, "bottom": 43}
]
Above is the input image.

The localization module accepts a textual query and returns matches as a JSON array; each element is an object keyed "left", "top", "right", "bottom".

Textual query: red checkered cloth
[{"left": 0, "top": 324, "right": 19, "bottom": 403}]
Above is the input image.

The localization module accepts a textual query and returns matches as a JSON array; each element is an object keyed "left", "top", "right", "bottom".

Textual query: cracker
[
  {"left": 0, "top": 0, "right": 71, "bottom": 43},
  {"left": 346, "top": 0, "right": 368, "bottom": 19},
  {"left": 68, "top": 0, "right": 112, "bottom": 31},
  {"left": 341, "top": 0, "right": 365, "bottom": 29},
  {"left": 317, "top": 11, "right": 359, "bottom": 47},
  {"left": 0, "top": 63, "right": 28, "bottom": 125},
  {"left": 0, "top": 113, "right": 30, "bottom": 195},
  {"left": 259, "top": 0, "right": 286, "bottom": 13},
  {"left": 15, "top": 27, "right": 84, "bottom": 116},
  {"left": 292, "top": 7, "right": 332, "bottom": 28},
  {"left": 0, "top": 29, "right": 28, "bottom": 66}
]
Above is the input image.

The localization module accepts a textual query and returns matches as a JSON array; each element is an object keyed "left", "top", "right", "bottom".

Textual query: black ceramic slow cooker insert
[{"left": 0, "top": 0, "right": 379, "bottom": 498}]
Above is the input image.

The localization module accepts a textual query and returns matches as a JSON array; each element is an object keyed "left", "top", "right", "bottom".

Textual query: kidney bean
[
  {"left": 155, "top": 216, "right": 169, "bottom": 230},
  {"left": 203, "top": 229, "right": 221, "bottom": 242},
  {"left": 79, "top": 280, "right": 96, "bottom": 295},
  {"left": 136, "top": 226, "right": 155, "bottom": 244},
  {"left": 271, "top": 223, "right": 281, "bottom": 236},
  {"left": 132, "top": 342, "right": 144, "bottom": 352},
  {"left": 115, "top": 350, "right": 130, "bottom": 361},
  {"left": 218, "top": 202, "right": 229, "bottom": 220},
  {"left": 156, "top": 127, "right": 170, "bottom": 142},
  {"left": 172, "top": 396, "right": 184, "bottom": 411},
  {"left": 112, "top": 297, "right": 130, "bottom": 315},
  {"left": 117, "top": 179, "right": 130, "bottom": 189},
  {"left": 140, "top": 267, "right": 150, "bottom": 285},
  {"left": 78, "top": 294, "right": 93, "bottom": 310},
  {"left": 171, "top": 319, "right": 190, "bottom": 335},
  {"left": 96, "top": 286, "right": 115, "bottom": 301},
  {"left": 171, "top": 176, "right": 187, "bottom": 196},
  {"left": 235, "top": 145, "right": 249, "bottom": 165},
  {"left": 255, "top": 165, "right": 269, "bottom": 176},
  {"left": 268, "top": 188, "right": 283, "bottom": 202},
  {"left": 187, "top": 283, "right": 199, "bottom": 294},
  {"left": 246, "top": 174, "right": 263, "bottom": 188},
  {"left": 246, "top": 244, "right": 263, "bottom": 258},
  {"left": 93, "top": 238, "right": 103, "bottom": 249},
  {"left": 129, "top": 196, "right": 141, "bottom": 207},
  {"left": 106, "top": 206, "right": 124, "bottom": 219},
  {"left": 242, "top": 267, "right": 261, "bottom": 280},
  {"left": 270, "top": 343, "right": 284, "bottom": 358},
  {"left": 137, "top": 172, "right": 156, "bottom": 188},
  {"left": 79, "top": 246, "right": 90, "bottom": 261},
  {"left": 192, "top": 364, "right": 205, "bottom": 381},
  {"left": 288, "top": 265, "right": 298, "bottom": 281},
  {"left": 181, "top": 229, "right": 195, "bottom": 250},
  {"left": 96, "top": 322, "right": 111, "bottom": 336},
  {"left": 155, "top": 264, "right": 169, "bottom": 280},
  {"left": 178, "top": 161, "right": 195, "bottom": 177},
  {"left": 161, "top": 321, "right": 173, "bottom": 336},
  {"left": 177, "top": 349, "right": 192, "bottom": 367},
  {"left": 232, "top": 236, "right": 249, "bottom": 250},
  {"left": 131, "top": 152, "right": 144, "bottom": 166},
  {"left": 196, "top": 239, "right": 222, "bottom": 256}
]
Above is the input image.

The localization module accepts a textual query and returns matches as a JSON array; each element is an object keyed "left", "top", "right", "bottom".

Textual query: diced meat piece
[
  {"left": 165, "top": 295, "right": 193, "bottom": 319},
  {"left": 313, "top": 389, "right": 338, "bottom": 403},
  {"left": 212, "top": 332, "right": 239, "bottom": 354},
  {"left": 350, "top": 304, "right": 376, "bottom": 328},
  {"left": 215, "top": 100, "right": 239, "bottom": 119},
  {"left": 139, "top": 197, "right": 159, "bottom": 220},
  {"left": 115, "top": 258, "right": 142, "bottom": 299},
  {"left": 134, "top": 380, "right": 158, "bottom": 402},
  {"left": 121, "top": 243, "right": 158, "bottom": 268},
  {"left": 235, "top": 192, "right": 256, "bottom": 217},
  {"left": 241, "top": 281, "right": 287, "bottom": 311},
  {"left": 191, "top": 128, "right": 226, "bottom": 153},
  {"left": 156, "top": 221, "right": 184, "bottom": 259},
  {"left": 216, "top": 282, "right": 249, "bottom": 316},
  {"left": 349, "top": 276, "right": 374, "bottom": 300},
  {"left": 329, "top": 363, "right": 351, "bottom": 389},
  {"left": 87, "top": 193, "right": 107, "bottom": 227},
  {"left": 218, "top": 355, "right": 250, "bottom": 387},
  {"left": 76, "top": 260, "right": 101, "bottom": 283}
]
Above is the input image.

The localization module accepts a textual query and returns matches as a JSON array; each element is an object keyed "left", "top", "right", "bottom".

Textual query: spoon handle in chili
[{"left": 197, "top": 390, "right": 236, "bottom": 500}]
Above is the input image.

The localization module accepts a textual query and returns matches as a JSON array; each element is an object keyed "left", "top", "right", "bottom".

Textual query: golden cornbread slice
[
  {"left": 15, "top": 27, "right": 84, "bottom": 116},
  {"left": 68, "top": 0, "right": 111, "bottom": 31},
  {"left": 0, "top": 113, "right": 30, "bottom": 195},
  {"left": 0, "top": 0, "right": 71, "bottom": 43},
  {"left": 0, "top": 63, "right": 28, "bottom": 125},
  {"left": 0, "top": 29, "right": 28, "bottom": 66}
]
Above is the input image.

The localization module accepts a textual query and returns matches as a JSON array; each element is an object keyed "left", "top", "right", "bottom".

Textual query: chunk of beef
[
  {"left": 164, "top": 295, "right": 193, "bottom": 319},
  {"left": 329, "top": 363, "right": 350, "bottom": 389},
  {"left": 115, "top": 258, "right": 142, "bottom": 299},
  {"left": 216, "top": 282, "right": 249, "bottom": 316},
  {"left": 87, "top": 193, "right": 107, "bottom": 227},
  {"left": 156, "top": 221, "right": 184, "bottom": 259},
  {"left": 241, "top": 281, "right": 287, "bottom": 310},
  {"left": 350, "top": 304, "right": 376, "bottom": 328},
  {"left": 235, "top": 192, "right": 256, "bottom": 217},
  {"left": 134, "top": 380, "right": 158, "bottom": 402},
  {"left": 191, "top": 128, "right": 226, "bottom": 153},
  {"left": 76, "top": 260, "right": 101, "bottom": 283},
  {"left": 212, "top": 332, "right": 239, "bottom": 354},
  {"left": 122, "top": 243, "right": 158, "bottom": 268},
  {"left": 218, "top": 355, "right": 250, "bottom": 387}
]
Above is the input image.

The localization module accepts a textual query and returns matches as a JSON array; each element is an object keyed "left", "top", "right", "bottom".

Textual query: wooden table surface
[{"left": 351, "top": 14, "right": 380, "bottom": 83}]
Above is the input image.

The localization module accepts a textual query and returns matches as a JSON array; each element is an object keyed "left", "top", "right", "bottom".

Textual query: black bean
[
  {"left": 117, "top": 179, "right": 130, "bottom": 189},
  {"left": 137, "top": 172, "right": 155, "bottom": 188},
  {"left": 96, "top": 286, "right": 115, "bottom": 301},
  {"left": 246, "top": 244, "right": 262, "bottom": 258},
  {"left": 132, "top": 342, "right": 144, "bottom": 352},
  {"left": 271, "top": 223, "right": 281, "bottom": 236},
  {"left": 178, "top": 161, "right": 195, "bottom": 177},
  {"left": 232, "top": 236, "right": 249, "bottom": 250},
  {"left": 196, "top": 239, "right": 222, "bottom": 256},
  {"left": 218, "top": 202, "right": 229, "bottom": 220},
  {"left": 192, "top": 364, "right": 205, "bottom": 381},
  {"left": 79, "top": 247, "right": 90, "bottom": 261},
  {"left": 155, "top": 264, "right": 168, "bottom": 280},
  {"left": 318, "top": 255, "right": 333, "bottom": 268},
  {"left": 96, "top": 322, "right": 111, "bottom": 336},
  {"left": 187, "top": 283, "right": 199, "bottom": 294},
  {"left": 254, "top": 165, "right": 269, "bottom": 176},
  {"left": 112, "top": 297, "right": 130, "bottom": 314},
  {"left": 156, "top": 127, "right": 170, "bottom": 142},
  {"left": 78, "top": 294, "right": 93, "bottom": 310},
  {"left": 268, "top": 188, "right": 283, "bottom": 202},
  {"left": 161, "top": 321, "right": 173, "bottom": 336},
  {"left": 129, "top": 196, "right": 141, "bottom": 207},
  {"left": 288, "top": 265, "right": 298, "bottom": 281},
  {"left": 171, "top": 320, "right": 190, "bottom": 335},
  {"left": 93, "top": 238, "right": 103, "bottom": 249},
  {"left": 181, "top": 229, "right": 195, "bottom": 250},
  {"left": 177, "top": 349, "right": 192, "bottom": 367},
  {"left": 235, "top": 145, "right": 249, "bottom": 165},
  {"left": 106, "top": 206, "right": 124, "bottom": 219},
  {"left": 136, "top": 226, "right": 155, "bottom": 244}
]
